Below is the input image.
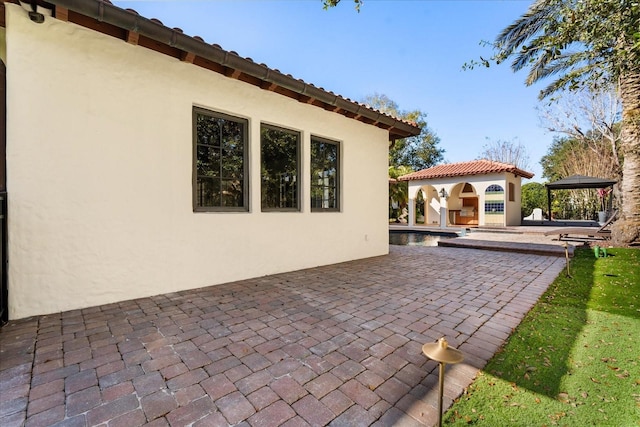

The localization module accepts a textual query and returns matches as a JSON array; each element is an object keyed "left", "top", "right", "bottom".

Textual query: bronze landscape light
[
  {"left": 564, "top": 242, "right": 572, "bottom": 277},
  {"left": 422, "top": 337, "right": 464, "bottom": 427}
]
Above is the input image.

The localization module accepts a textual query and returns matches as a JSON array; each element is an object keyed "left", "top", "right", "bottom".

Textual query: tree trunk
[{"left": 611, "top": 69, "right": 640, "bottom": 245}]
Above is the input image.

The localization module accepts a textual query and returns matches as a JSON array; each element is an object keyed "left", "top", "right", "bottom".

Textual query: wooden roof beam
[
  {"left": 181, "top": 51, "right": 195, "bottom": 64},
  {"left": 225, "top": 68, "right": 242, "bottom": 79},
  {"left": 298, "top": 94, "right": 313, "bottom": 104},
  {"left": 326, "top": 105, "right": 343, "bottom": 113},
  {"left": 260, "top": 81, "right": 278, "bottom": 91},
  {"left": 55, "top": 6, "right": 68, "bottom": 22},
  {"left": 126, "top": 30, "right": 139, "bottom": 45}
]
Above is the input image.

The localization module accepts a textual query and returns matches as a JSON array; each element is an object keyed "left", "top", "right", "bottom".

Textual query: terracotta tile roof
[
  {"left": 398, "top": 159, "right": 534, "bottom": 181},
  {"left": 13, "top": 0, "right": 421, "bottom": 140}
]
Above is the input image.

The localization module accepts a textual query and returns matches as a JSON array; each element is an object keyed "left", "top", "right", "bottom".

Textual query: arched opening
[
  {"left": 415, "top": 189, "right": 426, "bottom": 224},
  {"left": 448, "top": 182, "right": 478, "bottom": 226},
  {"left": 414, "top": 186, "right": 441, "bottom": 226}
]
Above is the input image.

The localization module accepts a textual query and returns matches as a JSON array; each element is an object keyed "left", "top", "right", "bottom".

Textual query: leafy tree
[
  {"left": 322, "top": 0, "right": 362, "bottom": 11},
  {"left": 388, "top": 165, "right": 412, "bottom": 222},
  {"left": 476, "top": 0, "right": 640, "bottom": 244},
  {"left": 362, "top": 93, "right": 443, "bottom": 219},
  {"left": 541, "top": 137, "right": 580, "bottom": 182},
  {"left": 477, "top": 138, "right": 531, "bottom": 171},
  {"left": 521, "top": 182, "right": 548, "bottom": 218},
  {"left": 362, "top": 93, "right": 444, "bottom": 171},
  {"left": 542, "top": 136, "right": 619, "bottom": 183}
]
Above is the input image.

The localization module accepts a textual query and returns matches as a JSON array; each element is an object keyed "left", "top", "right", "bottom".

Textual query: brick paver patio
[{"left": 0, "top": 245, "right": 565, "bottom": 426}]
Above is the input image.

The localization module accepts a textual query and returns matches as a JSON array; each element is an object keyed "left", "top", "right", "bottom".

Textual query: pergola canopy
[
  {"left": 545, "top": 175, "right": 617, "bottom": 190},
  {"left": 545, "top": 175, "right": 617, "bottom": 219}
]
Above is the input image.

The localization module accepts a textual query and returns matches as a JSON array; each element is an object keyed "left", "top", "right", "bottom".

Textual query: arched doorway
[
  {"left": 414, "top": 185, "right": 441, "bottom": 226},
  {"left": 449, "top": 182, "right": 478, "bottom": 226},
  {"left": 415, "top": 189, "right": 426, "bottom": 224}
]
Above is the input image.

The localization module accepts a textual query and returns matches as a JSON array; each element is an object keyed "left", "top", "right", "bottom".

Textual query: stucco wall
[
  {"left": 506, "top": 174, "right": 524, "bottom": 226},
  {"left": 5, "top": 5, "right": 390, "bottom": 319}
]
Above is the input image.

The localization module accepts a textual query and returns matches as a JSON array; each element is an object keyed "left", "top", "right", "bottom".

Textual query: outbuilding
[{"left": 398, "top": 160, "right": 534, "bottom": 228}]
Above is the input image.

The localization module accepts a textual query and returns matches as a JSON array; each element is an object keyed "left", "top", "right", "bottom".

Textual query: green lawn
[{"left": 445, "top": 248, "right": 640, "bottom": 426}]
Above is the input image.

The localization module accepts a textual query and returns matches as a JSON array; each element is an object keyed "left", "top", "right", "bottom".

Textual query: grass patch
[{"left": 445, "top": 248, "right": 640, "bottom": 426}]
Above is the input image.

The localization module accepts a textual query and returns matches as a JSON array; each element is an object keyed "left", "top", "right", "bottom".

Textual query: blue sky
[{"left": 113, "top": 0, "right": 551, "bottom": 181}]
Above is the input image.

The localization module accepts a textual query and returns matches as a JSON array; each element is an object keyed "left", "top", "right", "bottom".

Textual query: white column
[
  {"left": 440, "top": 197, "right": 448, "bottom": 229},
  {"left": 408, "top": 196, "right": 416, "bottom": 226}
]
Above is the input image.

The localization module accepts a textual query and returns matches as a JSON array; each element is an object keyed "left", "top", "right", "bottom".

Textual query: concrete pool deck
[
  {"left": 1, "top": 244, "right": 566, "bottom": 427},
  {"left": 390, "top": 224, "right": 596, "bottom": 257}
]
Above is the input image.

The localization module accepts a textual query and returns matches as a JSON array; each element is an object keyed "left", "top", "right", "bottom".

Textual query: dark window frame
[
  {"left": 192, "top": 107, "right": 249, "bottom": 212},
  {"left": 260, "top": 123, "right": 301, "bottom": 212},
  {"left": 310, "top": 136, "right": 340, "bottom": 212}
]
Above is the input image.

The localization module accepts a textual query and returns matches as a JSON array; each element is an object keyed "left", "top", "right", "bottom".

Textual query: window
[
  {"left": 486, "top": 184, "right": 504, "bottom": 193},
  {"left": 261, "top": 124, "right": 300, "bottom": 210},
  {"left": 462, "top": 183, "right": 475, "bottom": 193},
  {"left": 485, "top": 201, "right": 505, "bottom": 214},
  {"left": 508, "top": 182, "right": 515, "bottom": 201},
  {"left": 485, "top": 184, "right": 504, "bottom": 214},
  {"left": 311, "top": 137, "right": 339, "bottom": 211},
  {"left": 193, "top": 108, "right": 248, "bottom": 211}
]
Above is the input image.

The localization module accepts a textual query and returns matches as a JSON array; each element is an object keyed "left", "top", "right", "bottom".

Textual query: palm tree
[{"left": 493, "top": 0, "right": 639, "bottom": 245}]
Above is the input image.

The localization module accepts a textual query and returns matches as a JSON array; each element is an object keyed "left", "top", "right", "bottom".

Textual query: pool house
[{"left": 398, "top": 160, "right": 534, "bottom": 228}]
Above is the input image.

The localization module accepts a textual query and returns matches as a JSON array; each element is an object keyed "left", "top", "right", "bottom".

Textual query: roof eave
[
  {"left": 17, "top": 0, "right": 421, "bottom": 140},
  {"left": 399, "top": 169, "right": 535, "bottom": 181},
  {"left": 512, "top": 169, "right": 535, "bottom": 179}
]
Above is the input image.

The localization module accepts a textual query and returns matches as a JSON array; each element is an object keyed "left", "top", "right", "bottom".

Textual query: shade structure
[
  {"left": 545, "top": 175, "right": 617, "bottom": 220},
  {"left": 545, "top": 175, "right": 617, "bottom": 190}
]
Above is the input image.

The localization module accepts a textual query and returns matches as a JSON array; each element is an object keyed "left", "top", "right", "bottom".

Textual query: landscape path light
[
  {"left": 564, "top": 242, "right": 572, "bottom": 277},
  {"left": 422, "top": 337, "right": 464, "bottom": 427}
]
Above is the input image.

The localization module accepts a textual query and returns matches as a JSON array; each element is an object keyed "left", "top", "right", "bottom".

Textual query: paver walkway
[{"left": 1, "top": 245, "right": 565, "bottom": 427}]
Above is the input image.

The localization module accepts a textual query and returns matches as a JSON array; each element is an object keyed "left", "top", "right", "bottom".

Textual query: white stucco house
[
  {"left": 0, "top": 0, "right": 420, "bottom": 319},
  {"left": 398, "top": 160, "right": 534, "bottom": 228}
]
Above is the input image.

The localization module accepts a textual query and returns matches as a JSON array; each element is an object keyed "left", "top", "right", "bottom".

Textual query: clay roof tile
[{"left": 398, "top": 159, "right": 534, "bottom": 181}]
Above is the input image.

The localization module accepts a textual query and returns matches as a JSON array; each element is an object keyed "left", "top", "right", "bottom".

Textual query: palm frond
[
  {"left": 510, "top": 37, "right": 549, "bottom": 71},
  {"left": 523, "top": 52, "right": 555, "bottom": 84},
  {"left": 533, "top": 52, "right": 590, "bottom": 82},
  {"left": 495, "top": 0, "right": 557, "bottom": 53},
  {"left": 537, "top": 64, "right": 599, "bottom": 99}
]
